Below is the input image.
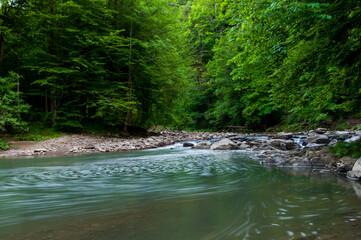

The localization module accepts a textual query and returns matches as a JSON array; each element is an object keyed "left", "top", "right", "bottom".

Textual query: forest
[{"left": 0, "top": 0, "right": 360, "bottom": 135}]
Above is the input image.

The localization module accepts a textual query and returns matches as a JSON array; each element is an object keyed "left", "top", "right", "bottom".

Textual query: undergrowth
[
  {"left": 0, "top": 139, "right": 10, "bottom": 151},
  {"left": 329, "top": 141, "right": 361, "bottom": 158}
]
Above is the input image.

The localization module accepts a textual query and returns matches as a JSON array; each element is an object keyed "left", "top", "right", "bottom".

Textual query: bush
[
  {"left": 329, "top": 141, "right": 361, "bottom": 158},
  {"left": 0, "top": 139, "right": 10, "bottom": 151}
]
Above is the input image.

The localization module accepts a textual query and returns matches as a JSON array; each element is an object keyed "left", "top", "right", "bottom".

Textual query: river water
[{"left": 1, "top": 144, "right": 361, "bottom": 240}]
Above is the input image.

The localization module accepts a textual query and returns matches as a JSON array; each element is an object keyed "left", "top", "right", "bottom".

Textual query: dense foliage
[
  {"left": 0, "top": 72, "right": 29, "bottom": 132},
  {"left": 0, "top": 0, "right": 190, "bottom": 133},
  {"left": 183, "top": 0, "right": 361, "bottom": 129},
  {"left": 0, "top": 0, "right": 360, "bottom": 135}
]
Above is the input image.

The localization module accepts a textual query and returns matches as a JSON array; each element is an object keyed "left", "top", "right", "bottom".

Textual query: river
[{"left": 0, "top": 144, "right": 360, "bottom": 239}]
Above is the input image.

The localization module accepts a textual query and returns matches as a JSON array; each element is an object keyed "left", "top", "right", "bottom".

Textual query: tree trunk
[
  {"left": 0, "top": 6, "right": 9, "bottom": 70},
  {"left": 124, "top": 19, "right": 134, "bottom": 135},
  {"left": 0, "top": 32, "right": 4, "bottom": 70},
  {"left": 49, "top": 0, "right": 57, "bottom": 125}
]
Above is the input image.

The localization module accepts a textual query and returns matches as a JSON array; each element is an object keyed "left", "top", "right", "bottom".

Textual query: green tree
[{"left": 0, "top": 72, "right": 30, "bottom": 132}]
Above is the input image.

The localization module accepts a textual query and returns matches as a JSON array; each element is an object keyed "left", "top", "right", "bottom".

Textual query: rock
[
  {"left": 274, "top": 132, "right": 293, "bottom": 140},
  {"left": 336, "top": 156, "right": 357, "bottom": 173},
  {"left": 268, "top": 139, "right": 295, "bottom": 151},
  {"left": 306, "top": 133, "right": 330, "bottom": 144},
  {"left": 84, "top": 145, "right": 96, "bottom": 150},
  {"left": 304, "top": 143, "right": 326, "bottom": 149},
  {"left": 254, "top": 153, "right": 267, "bottom": 159},
  {"left": 183, "top": 142, "right": 194, "bottom": 147},
  {"left": 230, "top": 136, "right": 248, "bottom": 141},
  {"left": 351, "top": 181, "right": 361, "bottom": 198},
  {"left": 237, "top": 143, "right": 250, "bottom": 150},
  {"left": 210, "top": 139, "right": 238, "bottom": 150},
  {"left": 309, "top": 157, "right": 326, "bottom": 167},
  {"left": 291, "top": 158, "right": 312, "bottom": 167},
  {"left": 306, "top": 150, "right": 337, "bottom": 168},
  {"left": 193, "top": 141, "right": 211, "bottom": 149},
  {"left": 315, "top": 128, "right": 328, "bottom": 134},
  {"left": 349, "top": 135, "right": 361, "bottom": 143},
  {"left": 260, "top": 157, "right": 277, "bottom": 165},
  {"left": 347, "top": 158, "right": 361, "bottom": 180},
  {"left": 277, "top": 160, "right": 292, "bottom": 167},
  {"left": 34, "top": 149, "right": 47, "bottom": 153},
  {"left": 335, "top": 131, "right": 352, "bottom": 140}
]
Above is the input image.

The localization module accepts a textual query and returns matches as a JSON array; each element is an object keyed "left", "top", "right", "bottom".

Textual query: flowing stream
[{"left": 0, "top": 144, "right": 361, "bottom": 240}]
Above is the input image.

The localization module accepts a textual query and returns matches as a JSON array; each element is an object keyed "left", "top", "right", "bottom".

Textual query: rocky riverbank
[
  {"left": 1, "top": 128, "right": 361, "bottom": 180},
  {"left": 187, "top": 128, "right": 361, "bottom": 179},
  {"left": 0, "top": 130, "right": 237, "bottom": 158}
]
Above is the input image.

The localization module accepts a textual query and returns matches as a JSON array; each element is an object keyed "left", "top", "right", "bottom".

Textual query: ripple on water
[{"left": 0, "top": 148, "right": 361, "bottom": 240}]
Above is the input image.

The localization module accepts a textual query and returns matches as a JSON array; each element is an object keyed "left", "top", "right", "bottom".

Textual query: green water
[{"left": 0, "top": 145, "right": 360, "bottom": 240}]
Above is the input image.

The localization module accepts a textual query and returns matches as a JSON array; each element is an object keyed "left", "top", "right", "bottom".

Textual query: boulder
[
  {"left": 237, "top": 143, "right": 250, "bottom": 150},
  {"left": 193, "top": 141, "right": 211, "bottom": 149},
  {"left": 349, "top": 135, "right": 361, "bottom": 143},
  {"left": 274, "top": 132, "right": 293, "bottom": 140},
  {"left": 347, "top": 158, "right": 361, "bottom": 180},
  {"left": 210, "top": 139, "right": 238, "bottom": 150},
  {"left": 305, "top": 150, "right": 337, "bottom": 168},
  {"left": 315, "top": 128, "right": 328, "bottom": 134},
  {"left": 183, "top": 142, "right": 194, "bottom": 147},
  {"left": 306, "top": 133, "right": 330, "bottom": 145},
  {"left": 268, "top": 139, "right": 295, "bottom": 151},
  {"left": 337, "top": 156, "right": 357, "bottom": 172},
  {"left": 335, "top": 131, "right": 352, "bottom": 140}
]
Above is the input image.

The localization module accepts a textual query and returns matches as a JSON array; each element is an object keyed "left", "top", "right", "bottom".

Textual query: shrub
[{"left": 329, "top": 141, "right": 361, "bottom": 158}]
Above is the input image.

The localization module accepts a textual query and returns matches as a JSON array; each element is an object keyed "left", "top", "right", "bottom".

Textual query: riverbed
[{"left": 1, "top": 144, "right": 360, "bottom": 239}]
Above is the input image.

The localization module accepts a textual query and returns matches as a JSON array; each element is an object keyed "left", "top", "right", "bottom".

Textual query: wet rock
[
  {"left": 319, "top": 169, "right": 332, "bottom": 173},
  {"left": 277, "top": 160, "right": 292, "bottom": 167},
  {"left": 237, "top": 142, "right": 250, "bottom": 150},
  {"left": 260, "top": 157, "right": 277, "bottom": 165},
  {"left": 193, "top": 141, "right": 211, "bottom": 149},
  {"left": 347, "top": 158, "right": 361, "bottom": 180},
  {"left": 304, "top": 143, "right": 326, "bottom": 150},
  {"left": 183, "top": 142, "right": 194, "bottom": 147},
  {"left": 34, "top": 148, "right": 47, "bottom": 153},
  {"left": 337, "top": 157, "right": 358, "bottom": 172},
  {"left": 291, "top": 158, "right": 311, "bottom": 167},
  {"left": 274, "top": 132, "right": 293, "bottom": 140},
  {"left": 210, "top": 139, "right": 238, "bottom": 150},
  {"left": 351, "top": 181, "right": 361, "bottom": 198},
  {"left": 349, "top": 135, "right": 361, "bottom": 143},
  {"left": 335, "top": 131, "right": 352, "bottom": 140},
  {"left": 306, "top": 133, "right": 330, "bottom": 145},
  {"left": 254, "top": 152, "right": 267, "bottom": 159},
  {"left": 269, "top": 139, "right": 295, "bottom": 151},
  {"left": 306, "top": 150, "right": 337, "bottom": 168}
]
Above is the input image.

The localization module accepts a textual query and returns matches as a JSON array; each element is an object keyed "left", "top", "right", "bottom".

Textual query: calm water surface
[{"left": 0, "top": 144, "right": 361, "bottom": 240}]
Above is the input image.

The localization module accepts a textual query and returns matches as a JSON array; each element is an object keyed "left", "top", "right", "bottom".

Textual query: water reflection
[{"left": 0, "top": 148, "right": 360, "bottom": 239}]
